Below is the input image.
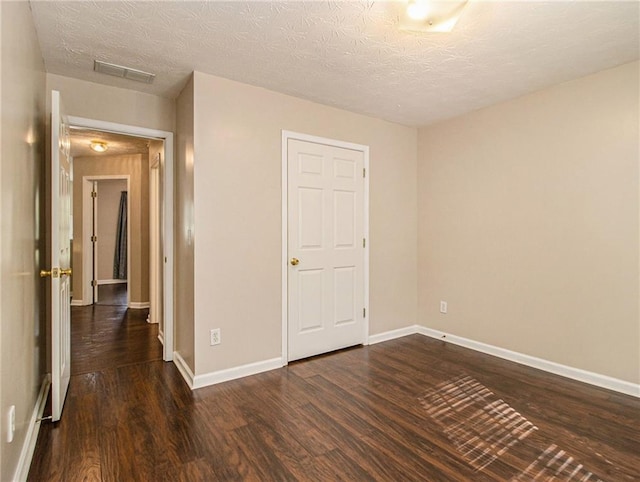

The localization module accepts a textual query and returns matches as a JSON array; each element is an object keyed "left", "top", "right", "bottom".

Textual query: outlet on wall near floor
[
  {"left": 7, "top": 405, "right": 15, "bottom": 443},
  {"left": 210, "top": 328, "right": 221, "bottom": 346},
  {"left": 440, "top": 301, "right": 448, "bottom": 314}
]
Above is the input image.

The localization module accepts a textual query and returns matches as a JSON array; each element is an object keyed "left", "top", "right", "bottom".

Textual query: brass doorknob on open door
[
  {"left": 41, "top": 268, "right": 60, "bottom": 278},
  {"left": 40, "top": 267, "right": 69, "bottom": 278},
  {"left": 290, "top": 258, "right": 300, "bottom": 266}
]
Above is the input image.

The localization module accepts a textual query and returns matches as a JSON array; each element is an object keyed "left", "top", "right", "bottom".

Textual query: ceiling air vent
[{"left": 93, "top": 60, "right": 155, "bottom": 84}]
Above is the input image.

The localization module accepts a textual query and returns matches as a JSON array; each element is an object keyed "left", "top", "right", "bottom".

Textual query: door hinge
[
  {"left": 363, "top": 308, "right": 366, "bottom": 318},
  {"left": 363, "top": 168, "right": 366, "bottom": 178},
  {"left": 91, "top": 235, "right": 97, "bottom": 243},
  {"left": 363, "top": 238, "right": 366, "bottom": 248},
  {"left": 91, "top": 191, "right": 97, "bottom": 198},
  {"left": 91, "top": 280, "right": 97, "bottom": 287}
]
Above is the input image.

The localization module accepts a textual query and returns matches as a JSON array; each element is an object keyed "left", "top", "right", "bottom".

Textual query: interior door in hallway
[
  {"left": 48, "top": 90, "right": 72, "bottom": 421},
  {"left": 287, "top": 138, "right": 365, "bottom": 361}
]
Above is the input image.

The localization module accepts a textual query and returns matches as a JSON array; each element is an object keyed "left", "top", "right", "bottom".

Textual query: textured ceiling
[
  {"left": 70, "top": 128, "right": 150, "bottom": 158},
  {"left": 30, "top": 1, "right": 639, "bottom": 126}
]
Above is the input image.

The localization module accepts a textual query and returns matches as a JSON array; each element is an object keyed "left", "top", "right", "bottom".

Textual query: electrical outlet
[
  {"left": 210, "top": 328, "right": 221, "bottom": 346},
  {"left": 440, "top": 301, "right": 448, "bottom": 314},
  {"left": 7, "top": 405, "right": 15, "bottom": 443}
]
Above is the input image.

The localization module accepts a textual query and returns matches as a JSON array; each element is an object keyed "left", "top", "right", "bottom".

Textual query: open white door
[{"left": 44, "top": 90, "right": 72, "bottom": 421}]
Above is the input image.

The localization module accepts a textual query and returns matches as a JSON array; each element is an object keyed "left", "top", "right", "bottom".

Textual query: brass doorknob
[
  {"left": 40, "top": 269, "right": 52, "bottom": 278},
  {"left": 60, "top": 268, "right": 72, "bottom": 277},
  {"left": 290, "top": 258, "right": 300, "bottom": 266}
]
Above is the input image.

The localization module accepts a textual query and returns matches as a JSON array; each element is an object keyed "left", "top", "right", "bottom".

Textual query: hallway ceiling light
[
  {"left": 401, "top": 0, "right": 469, "bottom": 33},
  {"left": 90, "top": 141, "right": 108, "bottom": 153},
  {"left": 94, "top": 60, "right": 155, "bottom": 84},
  {"left": 407, "top": 0, "right": 430, "bottom": 21}
]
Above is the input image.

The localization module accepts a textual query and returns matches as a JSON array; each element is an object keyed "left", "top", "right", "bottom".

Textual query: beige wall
[
  {"left": 175, "top": 76, "right": 195, "bottom": 370},
  {"left": 418, "top": 61, "right": 640, "bottom": 384},
  {"left": 46, "top": 74, "right": 175, "bottom": 133},
  {"left": 73, "top": 155, "right": 150, "bottom": 304},
  {"left": 191, "top": 72, "right": 418, "bottom": 375},
  {"left": 96, "top": 180, "right": 127, "bottom": 280},
  {"left": 0, "top": 2, "right": 46, "bottom": 480}
]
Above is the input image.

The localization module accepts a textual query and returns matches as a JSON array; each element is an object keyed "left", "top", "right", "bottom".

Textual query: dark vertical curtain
[{"left": 113, "top": 191, "right": 128, "bottom": 279}]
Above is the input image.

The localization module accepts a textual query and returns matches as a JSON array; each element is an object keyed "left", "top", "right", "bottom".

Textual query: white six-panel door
[
  {"left": 287, "top": 138, "right": 365, "bottom": 361},
  {"left": 50, "top": 90, "right": 72, "bottom": 421}
]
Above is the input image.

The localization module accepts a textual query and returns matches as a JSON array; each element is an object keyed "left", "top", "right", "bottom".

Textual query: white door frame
[
  {"left": 281, "top": 130, "right": 370, "bottom": 365},
  {"left": 149, "top": 156, "right": 161, "bottom": 329},
  {"left": 80, "top": 176, "right": 131, "bottom": 306},
  {"left": 69, "top": 116, "right": 175, "bottom": 362}
]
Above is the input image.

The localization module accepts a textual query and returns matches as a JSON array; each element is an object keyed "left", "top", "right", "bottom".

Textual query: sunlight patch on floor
[
  {"left": 419, "top": 375, "right": 538, "bottom": 471},
  {"left": 512, "top": 444, "right": 604, "bottom": 482}
]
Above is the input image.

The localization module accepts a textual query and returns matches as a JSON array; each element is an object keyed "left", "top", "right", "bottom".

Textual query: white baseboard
[
  {"left": 146, "top": 313, "right": 158, "bottom": 324},
  {"left": 158, "top": 332, "right": 164, "bottom": 346},
  {"left": 418, "top": 326, "right": 640, "bottom": 398},
  {"left": 368, "top": 325, "right": 419, "bottom": 345},
  {"left": 70, "top": 299, "right": 90, "bottom": 307},
  {"left": 180, "top": 324, "right": 639, "bottom": 398},
  {"left": 173, "top": 351, "right": 195, "bottom": 389},
  {"left": 97, "top": 279, "right": 127, "bottom": 285},
  {"left": 14, "top": 374, "right": 51, "bottom": 482},
  {"left": 128, "top": 302, "right": 150, "bottom": 309},
  {"left": 192, "top": 358, "right": 284, "bottom": 390}
]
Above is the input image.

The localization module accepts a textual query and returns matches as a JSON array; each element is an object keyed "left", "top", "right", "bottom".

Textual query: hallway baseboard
[
  {"left": 128, "top": 302, "right": 150, "bottom": 309},
  {"left": 15, "top": 374, "right": 50, "bottom": 482}
]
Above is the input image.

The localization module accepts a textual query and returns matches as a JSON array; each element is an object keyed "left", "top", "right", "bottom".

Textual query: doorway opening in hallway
[{"left": 68, "top": 128, "right": 165, "bottom": 374}]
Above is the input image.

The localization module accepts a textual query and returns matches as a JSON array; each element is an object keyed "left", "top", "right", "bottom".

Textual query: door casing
[{"left": 281, "top": 130, "right": 370, "bottom": 365}]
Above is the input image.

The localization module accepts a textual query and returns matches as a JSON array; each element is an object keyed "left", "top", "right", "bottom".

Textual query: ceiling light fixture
[
  {"left": 401, "top": 0, "right": 469, "bottom": 33},
  {"left": 90, "top": 141, "right": 108, "bottom": 153},
  {"left": 407, "top": 0, "right": 429, "bottom": 21}
]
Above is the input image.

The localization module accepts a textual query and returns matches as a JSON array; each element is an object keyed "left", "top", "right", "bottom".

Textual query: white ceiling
[{"left": 30, "top": 1, "right": 639, "bottom": 127}]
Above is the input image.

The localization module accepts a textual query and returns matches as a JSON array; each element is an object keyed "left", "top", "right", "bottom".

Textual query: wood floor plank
[{"left": 28, "top": 304, "right": 640, "bottom": 481}]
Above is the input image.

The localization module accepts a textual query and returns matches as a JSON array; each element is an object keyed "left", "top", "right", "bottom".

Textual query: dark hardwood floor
[
  {"left": 70, "top": 301, "right": 161, "bottom": 376},
  {"left": 96, "top": 283, "right": 128, "bottom": 307},
  {"left": 29, "top": 308, "right": 639, "bottom": 481}
]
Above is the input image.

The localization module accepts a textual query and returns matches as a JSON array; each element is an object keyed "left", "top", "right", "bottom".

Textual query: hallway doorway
[
  {"left": 69, "top": 129, "right": 161, "bottom": 377},
  {"left": 66, "top": 116, "right": 175, "bottom": 362},
  {"left": 85, "top": 177, "right": 130, "bottom": 307}
]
